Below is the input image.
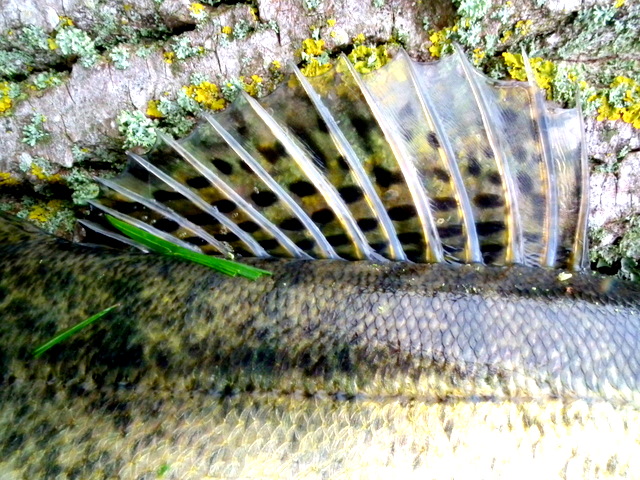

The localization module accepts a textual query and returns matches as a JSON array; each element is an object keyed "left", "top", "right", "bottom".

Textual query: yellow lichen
[
  {"left": 163, "top": 51, "right": 175, "bottom": 64},
  {"left": 27, "top": 199, "right": 65, "bottom": 224},
  {"left": 348, "top": 44, "right": 389, "bottom": 74},
  {"left": 590, "top": 76, "right": 640, "bottom": 128},
  {"left": 58, "top": 16, "right": 74, "bottom": 27},
  {"left": 472, "top": 48, "right": 485, "bottom": 65},
  {"left": 300, "top": 38, "right": 332, "bottom": 77},
  {"left": 301, "top": 38, "right": 326, "bottom": 56},
  {"left": 146, "top": 100, "right": 164, "bottom": 118},
  {"left": 221, "top": 26, "right": 233, "bottom": 35},
  {"left": 327, "top": 18, "right": 336, "bottom": 27},
  {"left": 352, "top": 33, "right": 366, "bottom": 45},
  {"left": 31, "top": 164, "right": 61, "bottom": 182},
  {"left": 614, "top": 0, "right": 625, "bottom": 7},
  {"left": 47, "top": 37, "right": 58, "bottom": 50},
  {"left": 189, "top": 2, "right": 205, "bottom": 17},
  {"left": 301, "top": 58, "right": 332, "bottom": 77},
  {"left": 427, "top": 27, "right": 456, "bottom": 58},
  {"left": 514, "top": 20, "right": 532, "bottom": 36},
  {"left": 183, "top": 81, "right": 226, "bottom": 110},
  {"left": 28, "top": 205, "right": 50, "bottom": 222},
  {"left": 500, "top": 30, "right": 513, "bottom": 44},
  {"left": 242, "top": 75, "right": 264, "bottom": 97},
  {"left": 271, "top": 60, "right": 281, "bottom": 70},
  {"left": 0, "top": 82, "right": 12, "bottom": 114},
  {"left": 502, "top": 52, "right": 556, "bottom": 94},
  {"left": 0, "top": 172, "right": 19, "bottom": 186}
]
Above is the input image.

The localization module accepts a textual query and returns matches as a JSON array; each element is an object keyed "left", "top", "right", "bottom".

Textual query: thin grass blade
[
  {"left": 33, "top": 303, "right": 121, "bottom": 358},
  {"left": 105, "top": 214, "right": 271, "bottom": 280}
]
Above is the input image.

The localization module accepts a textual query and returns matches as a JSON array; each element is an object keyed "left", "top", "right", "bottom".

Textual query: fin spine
[
  {"left": 97, "top": 177, "right": 232, "bottom": 256},
  {"left": 203, "top": 113, "right": 338, "bottom": 259},
  {"left": 242, "top": 91, "right": 383, "bottom": 261},
  {"left": 87, "top": 201, "right": 202, "bottom": 253},
  {"left": 401, "top": 49, "right": 481, "bottom": 264},
  {"left": 129, "top": 152, "right": 269, "bottom": 257},
  {"left": 341, "top": 54, "right": 444, "bottom": 263},
  {"left": 78, "top": 219, "right": 150, "bottom": 252},
  {"left": 522, "top": 51, "right": 559, "bottom": 268},
  {"left": 291, "top": 63, "right": 406, "bottom": 261},
  {"left": 159, "top": 132, "right": 311, "bottom": 259},
  {"left": 456, "top": 46, "right": 523, "bottom": 264},
  {"left": 572, "top": 90, "right": 590, "bottom": 271}
]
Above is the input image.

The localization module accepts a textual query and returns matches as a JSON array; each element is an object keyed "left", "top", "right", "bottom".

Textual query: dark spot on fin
[
  {"left": 279, "top": 217, "right": 305, "bottom": 231},
  {"left": 312, "top": 209, "right": 335, "bottom": 225},
  {"left": 373, "top": 166, "right": 402, "bottom": 188},
  {"left": 388, "top": 205, "right": 417, "bottom": 221},
  {"left": 357, "top": 218, "right": 378, "bottom": 232},
  {"left": 153, "top": 190, "right": 184, "bottom": 202},
  {"left": 290, "top": 181, "right": 318, "bottom": 198},
  {"left": 212, "top": 158, "right": 234, "bottom": 175},
  {"left": 473, "top": 194, "right": 504, "bottom": 209},
  {"left": 251, "top": 191, "right": 278, "bottom": 208},
  {"left": 213, "top": 199, "right": 237, "bottom": 213},
  {"left": 476, "top": 221, "right": 506, "bottom": 236},
  {"left": 427, "top": 132, "right": 440, "bottom": 149},
  {"left": 338, "top": 186, "right": 363, "bottom": 204},
  {"left": 186, "top": 176, "right": 211, "bottom": 189}
]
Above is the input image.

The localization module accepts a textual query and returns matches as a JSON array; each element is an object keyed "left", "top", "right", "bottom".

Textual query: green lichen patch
[
  {"left": 21, "top": 114, "right": 50, "bottom": 147},
  {"left": 117, "top": 110, "right": 158, "bottom": 149},
  {"left": 591, "top": 215, "right": 640, "bottom": 282}
]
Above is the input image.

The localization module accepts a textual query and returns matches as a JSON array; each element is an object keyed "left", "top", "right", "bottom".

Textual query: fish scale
[{"left": 88, "top": 47, "right": 588, "bottom": 270}]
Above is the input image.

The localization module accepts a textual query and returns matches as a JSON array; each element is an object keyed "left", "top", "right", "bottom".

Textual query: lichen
[
  {"left": 30, "top": 72, "right": 64, "bottom": 90},
  {"left": 0, "top": 81, "right": 13, "bottom": 113},
  {"left": 109, "top": 45, "right": 131, "bottom": 70},
  {"left": 300, "top": 38, "right": 332, "bottom": 77},
  {"left": 55, "top": 26, "right": 99, "bottom": 68},
  {"left": 303, "top": 0, "right": 322, "bottom": 11},
  {"left": 426, "top": 27, "right": 457, "bottom": 58},
  {"left": 347, "top": 41, "right": 389, "bottom": 74},
  {"left": 21, "top": 114, "right": 50, "bottom": 147},
  {"left": 117, "top": 110, "right": 157, "bottom": 149},
  {"left": 232, "top": 20, "right": 253, "bottom": 41},
  {"left": 241, "top": 75, "right": 264, "bottom": 97},
  {"left": 65, "top": 169, "right": 101, "bottom": 205},
  {"left": 169, "top": 37, "right": 203, "bottom": 61},
  {"left": 456, "top": 0, "right": 491, "bottom": 20},
  {"left": 189, "top": 2, "right": 207, "bottom": 21},
  {"left": 23, "top": 199, "right": 76, "bottom": 234},
  {"left": 591, "top": 215, "right": 640, "bottom": 282},
  {"left": 0, "top": 172, "right": 20, "bottom": 186},
  {"left": 502, "top": 52, "right": 556, "bottom": 94},
  {"left": 589, "top": 76, "right": 640, "bottom": 129},
  {"left": 182, "top": 81, "right": 226, "bottom": 110}
]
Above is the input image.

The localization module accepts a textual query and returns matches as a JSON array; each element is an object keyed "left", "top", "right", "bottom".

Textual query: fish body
[
  {"left": 1, "top": 219, "right": 640, "bottom": 478},
  {"left": 1, "top": 48, "right": 640, "bottom": 478}
]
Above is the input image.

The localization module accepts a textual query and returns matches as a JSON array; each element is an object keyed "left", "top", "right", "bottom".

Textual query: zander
[{"left": 1, "top": 48, "right": 639, "bottom": 479}]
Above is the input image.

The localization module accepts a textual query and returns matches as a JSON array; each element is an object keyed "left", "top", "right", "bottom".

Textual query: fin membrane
[{"left": 90, "top": 48, "right": 589, "bottom": 269}]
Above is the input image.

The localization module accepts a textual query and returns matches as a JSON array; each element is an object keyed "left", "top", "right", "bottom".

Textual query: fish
[{"left": 1, "top": 47, "right": 640, "bottom": 479}]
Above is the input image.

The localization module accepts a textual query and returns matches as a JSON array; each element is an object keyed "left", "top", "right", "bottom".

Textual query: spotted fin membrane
[{"left": 86, "top": 47, "right": 589, "bottom": 269}]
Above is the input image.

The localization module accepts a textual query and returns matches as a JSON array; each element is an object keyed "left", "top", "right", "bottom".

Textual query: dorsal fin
[{"left": 88, "top": 48, "right": 589, "bottom": 270}]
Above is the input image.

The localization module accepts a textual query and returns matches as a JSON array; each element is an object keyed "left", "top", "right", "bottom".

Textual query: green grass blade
[
  {"left": 105, "top": 215, "right": 271, "bottom": 280},
  {"left": 33, "top": 303, "right": 120, "bottom": 358}
]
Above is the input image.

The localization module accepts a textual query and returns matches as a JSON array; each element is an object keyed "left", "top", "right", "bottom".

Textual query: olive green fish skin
[{"left": 1, "top": 215, "right": 640, "bottom": 478}]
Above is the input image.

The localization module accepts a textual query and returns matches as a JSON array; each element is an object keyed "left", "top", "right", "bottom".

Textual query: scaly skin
[{"left": 1, "top": 214, "right": 640, "bottom": 479}]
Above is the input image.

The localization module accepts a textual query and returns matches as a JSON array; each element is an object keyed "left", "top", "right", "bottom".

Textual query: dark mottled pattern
[{"left": 1, "top": 214, "right": 640, "bottom": 478}]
